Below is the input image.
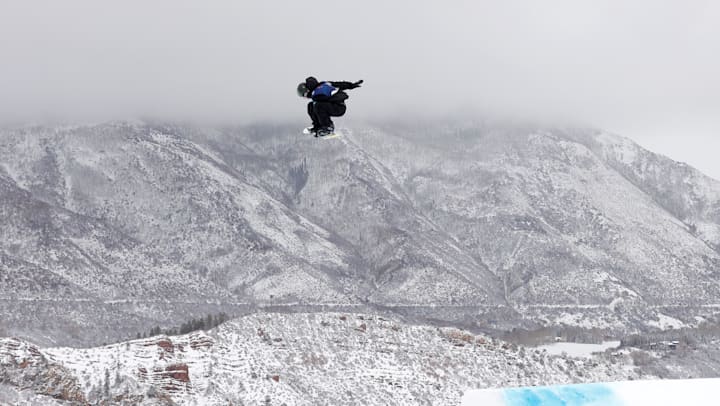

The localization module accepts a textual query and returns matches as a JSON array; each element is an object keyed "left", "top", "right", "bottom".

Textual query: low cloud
[{"left": 0, "top": 0, "right": 718, "bottom": 133}]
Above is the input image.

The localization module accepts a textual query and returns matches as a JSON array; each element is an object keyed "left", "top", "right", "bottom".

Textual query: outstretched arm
[{"left": 330, "top": 80, "right": 363, "bottom": 90}]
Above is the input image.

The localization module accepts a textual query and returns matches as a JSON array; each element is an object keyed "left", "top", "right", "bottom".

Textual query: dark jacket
[{"left": 305, "top": 77, "right": 359, "bottom": 104}]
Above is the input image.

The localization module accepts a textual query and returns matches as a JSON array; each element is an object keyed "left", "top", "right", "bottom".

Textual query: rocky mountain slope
[
  {"left": 328, "top": 125, "right": 720, "bottom": 328},
  {"left": 0, "top": 312, "right": 643, "bottom": 405},
  {"left": 1, "top": 121, "right": 720, "bottom": 345}
]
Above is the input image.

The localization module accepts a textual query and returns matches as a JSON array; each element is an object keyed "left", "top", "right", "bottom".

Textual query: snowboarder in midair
[{"left": 297, "top": 76, "right": 363, "bottom": 137}]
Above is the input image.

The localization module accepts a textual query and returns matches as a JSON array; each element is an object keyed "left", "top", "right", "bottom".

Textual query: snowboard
[{"left": 303, "top": 127, "right": 342, "bottom": 139}]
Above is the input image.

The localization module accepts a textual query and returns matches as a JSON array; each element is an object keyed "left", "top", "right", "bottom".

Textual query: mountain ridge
[{"left": 1, "top": 121, "right": 720, "bottom": 346}]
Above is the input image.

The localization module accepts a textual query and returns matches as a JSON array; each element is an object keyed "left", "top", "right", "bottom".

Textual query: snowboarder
[{"left": 297, "top": 76, "right": 363, "bottom": 137}]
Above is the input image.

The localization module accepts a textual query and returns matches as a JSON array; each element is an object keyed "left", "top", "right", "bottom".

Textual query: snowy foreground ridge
[
  {"left": 0, "top": 312, "right": 643, "bottom": 405},
  {"left": 462, "top": 378, "right": 720, "bottom": 406}
]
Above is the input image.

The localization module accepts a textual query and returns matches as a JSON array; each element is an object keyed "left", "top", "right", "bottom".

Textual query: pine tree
[{"left": 103, "top": 368, "right": 110, "bottom": 397}]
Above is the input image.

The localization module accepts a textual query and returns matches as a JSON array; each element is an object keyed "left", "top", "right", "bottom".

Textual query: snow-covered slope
[
  {"left": 0, "top": 312, "right": 642, "bottom": 405},
  {"left": 592, "top": 132, "right": 720, "bottom": 251},
  {"left": 1, "top": 121, "right": 720, "bottom": 346},
  {"left": 215, "top": 123, "right": 720, "bottom": 329},
  {"left": 332, "top": 125, "right": 720, "bottom": 328},
  {"left": 0, "top": 124, "right": 366, "bottom": 345},
  {"left": 462, "top": 378, "right": 720, "bottom": 406}
]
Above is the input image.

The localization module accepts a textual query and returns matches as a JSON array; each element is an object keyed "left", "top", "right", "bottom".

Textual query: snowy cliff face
[
  {"left": 0, "top": 313, "right": 642, "bottom": 406},
  {"left": 1, "top": 121, "right": 720, "bottom": 345},
  {"left": 592, "top": 133, "right": 720, "bottom": 251},
  {"left": 0, "top": 124, "right": 365, "bottom": 345},
  {"left": 331, "top": 126, "right": 720, "bottom": 328},
  {"left": 200, "top": 123, "right": 720, "bottom": 329}
]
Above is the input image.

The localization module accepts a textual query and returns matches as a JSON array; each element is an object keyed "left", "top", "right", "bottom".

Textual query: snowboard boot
[
  {"left": 306, "top": 126, "right": 319, "bottom": 136},
  {"left": 316, "top": 126, "right": 334, "bottom": 137}
]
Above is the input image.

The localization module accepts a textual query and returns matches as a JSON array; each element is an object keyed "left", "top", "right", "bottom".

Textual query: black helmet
[
  {"left": 305, "top": 76, "right": 318, "bottom": 90},
  {"left": 297, "top": 82, "right": 308, "bottom": 97}
]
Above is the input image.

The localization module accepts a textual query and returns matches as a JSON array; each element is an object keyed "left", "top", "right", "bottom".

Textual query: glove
[{"left": 352, "top": 80, "right": 364, "bottom": 89}]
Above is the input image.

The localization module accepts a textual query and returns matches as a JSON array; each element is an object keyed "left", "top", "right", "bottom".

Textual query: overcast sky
[{"left": 1, "top": 0, "right": 718, "bottom": 178}]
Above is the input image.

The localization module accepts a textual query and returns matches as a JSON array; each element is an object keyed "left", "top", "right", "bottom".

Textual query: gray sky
[{"left": 1, "top": 0, "right": 719, "bottom": 178}]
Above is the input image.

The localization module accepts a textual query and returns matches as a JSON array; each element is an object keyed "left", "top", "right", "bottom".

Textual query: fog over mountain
[{"left": 1, "top": 1, "right": 719, "bottom": 176}]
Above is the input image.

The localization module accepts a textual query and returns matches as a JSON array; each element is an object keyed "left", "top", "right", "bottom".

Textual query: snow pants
[{"left": 307, "top": 101, "right": 346, "bottom": 129}]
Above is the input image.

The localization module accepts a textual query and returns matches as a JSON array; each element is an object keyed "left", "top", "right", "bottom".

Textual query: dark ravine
[{"left": 1, "top": 121, "right": 720, "bottom": 346}]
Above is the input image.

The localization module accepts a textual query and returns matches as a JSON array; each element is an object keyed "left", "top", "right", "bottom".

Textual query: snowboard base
[{"left": 303, "top": 127, "right": 342, "bottom": 139}]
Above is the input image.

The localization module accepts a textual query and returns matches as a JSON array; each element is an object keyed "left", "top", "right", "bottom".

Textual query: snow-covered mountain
[
  {"left": 1, "top": 121, "right": 720, "bottom": 346},
  {"left": 0, "top": 312, "right": 643, "bottom": 405}
]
